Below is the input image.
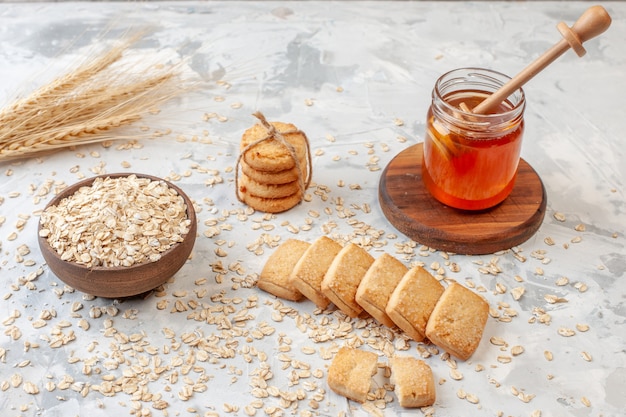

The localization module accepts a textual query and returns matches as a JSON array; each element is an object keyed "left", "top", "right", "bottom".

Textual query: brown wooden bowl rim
[{"left": 37, "top": 173, "right": 197, "bottom": 296}]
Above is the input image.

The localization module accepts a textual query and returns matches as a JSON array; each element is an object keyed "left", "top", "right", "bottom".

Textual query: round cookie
[
  {"left": 238, "top": 188, "right": 304, "bottom": 213},
  {"left": 240, "top": 122, "right": 308, "bottom": 173},
  {"left": 238, "top": 173, "right": 301, "bottom": 199},
  {"left": 240, "top": 158, "right": 307, "bottom": 185}
]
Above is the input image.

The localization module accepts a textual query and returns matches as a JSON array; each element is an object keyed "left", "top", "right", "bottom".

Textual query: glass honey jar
[{"left": 422, "top": 68, "right": 526, "bottom": 210}]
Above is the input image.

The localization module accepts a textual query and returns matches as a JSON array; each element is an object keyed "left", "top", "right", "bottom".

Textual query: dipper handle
[
  {"left": 471, "top": 5, "right": 612, "bottom": 115},
  {"left": 558, "top": 5, "right": 612, "bottom": 56}
]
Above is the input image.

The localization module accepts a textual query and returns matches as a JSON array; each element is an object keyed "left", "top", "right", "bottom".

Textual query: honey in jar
[{"left": 422, "top": 68, "right": 526, "bottom": 210}]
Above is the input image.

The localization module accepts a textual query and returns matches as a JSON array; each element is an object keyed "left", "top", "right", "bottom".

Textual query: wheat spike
[{"left": 0, "top": 33, "right": 186, "bottom": 161}]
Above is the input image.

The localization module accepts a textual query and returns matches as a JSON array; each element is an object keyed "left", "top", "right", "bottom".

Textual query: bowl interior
[{"left": 38, "top": 173, "right": 197, "bottom": 298}]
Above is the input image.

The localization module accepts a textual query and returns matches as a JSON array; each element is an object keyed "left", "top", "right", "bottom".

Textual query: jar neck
[{"left": 431, "top": 68, "right": 525, "bottom": 137}]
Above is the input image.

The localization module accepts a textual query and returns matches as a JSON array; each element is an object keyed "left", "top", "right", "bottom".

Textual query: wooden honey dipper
[{"left": 468, "top": 5, "right": 612, "bottom": 115}]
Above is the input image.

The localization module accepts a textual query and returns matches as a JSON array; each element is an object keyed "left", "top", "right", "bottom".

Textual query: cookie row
[
  {"left": 237, "top": 117, "right": 311, "bottom": 213},
  {"left": 256, "top": 236, "right": 489, "bottom": 361}
]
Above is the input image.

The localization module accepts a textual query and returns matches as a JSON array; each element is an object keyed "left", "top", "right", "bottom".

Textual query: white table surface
[{"left": 0, "top": 2, "right": 624, "bottom": 416}]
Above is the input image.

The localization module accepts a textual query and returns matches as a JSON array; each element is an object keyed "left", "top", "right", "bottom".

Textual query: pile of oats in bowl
[{"left": 38, "top": 174, "right": 191, "bottom": 268}]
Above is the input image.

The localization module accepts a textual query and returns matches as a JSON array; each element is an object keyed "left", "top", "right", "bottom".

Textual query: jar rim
[{"left": 434, "top": 67, "right": 525, "bottom": 122}]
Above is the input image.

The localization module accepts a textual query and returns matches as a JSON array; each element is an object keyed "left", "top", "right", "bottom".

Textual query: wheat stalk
[{"left": 0, "top": 34, "right": 187, "bottom": 161}]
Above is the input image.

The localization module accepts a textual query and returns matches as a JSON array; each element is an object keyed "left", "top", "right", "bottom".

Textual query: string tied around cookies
[{"left": 235, "top": 111, "right": 313, "bottom": 211}]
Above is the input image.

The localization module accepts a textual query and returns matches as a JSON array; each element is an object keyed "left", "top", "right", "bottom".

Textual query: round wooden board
[{"left": 378, "top": 143, "right": 546, "bottom": 255}]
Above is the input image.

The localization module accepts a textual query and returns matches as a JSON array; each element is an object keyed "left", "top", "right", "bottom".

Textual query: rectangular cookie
[
  {"left": 386, "top": 266, "right": 445, "bottom": 342},
  {"left": 389, "top": 356, "right": 436, "bottom": 408},
  {"left": 289, "top": 236, "right": 342, "bottom": 309},
  {"left": 327, "top": 346, "right": 378, "bottom": 403},
  {"left": 355, "top": 253, "right": 408, "bottom": 327},
  {"left": 425, "top": 281, "right": 489, "bottom": 360},
  {"left": 321, "top": 243, "right": 375, "bottom": 318},
  {"left": 257, "top": 239, "right": 310, "bottom": 301}
]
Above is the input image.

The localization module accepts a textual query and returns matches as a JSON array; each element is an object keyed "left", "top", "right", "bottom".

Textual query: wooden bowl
[{"left": 38, "top": 173, "right": 197, "bottom": 298}]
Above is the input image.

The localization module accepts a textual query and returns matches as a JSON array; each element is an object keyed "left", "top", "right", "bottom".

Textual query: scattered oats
[
  {"left": 570, "top": 236, "right": 582, "bottom": 244},
  {"left": 301, "top": 346, "right": 316, "bottom": 355},
  {"left": 511, "top": 346, "right": 524, "bottom": 356},
  {"left": 23, "top": 381, "right": 39, "bottom": 395},
  {"left": 574, "top": 282, "right": 588, "bottom": 292},
  {"left": 544, "top": 294, "right": 567, "bottom": 304},
  {"left": 544, "top": 351, "right": 553, "bottom": 361},
  {"left": 32, "top": 319, "right": 47, "bottom": 329},
  {"left": 581, "top": 351, "right": 592, "bottom": 362},
  {"left": 553, "top": 212, "right": 566, "bottom": 222},
  {"left": 466, "top": 393, "right": 480, "bottom": 404},
  {"left": 576, "top": 323, "right": 590, "bottom": 332},
  {"left": 544, "top": 237, "right": 555, "bottom": 246},
  {"left": 16, "top": 244, "right": 30, "bottom": 257},
  {"left": 152, "top": 400, "right": 169, "bottom": 410},
  {"left": 511, "top": 286, "right": 525, "bottom": 301},
  {"left": 78, "top": 319, "right": 90, "bottom": 331},
  {"left": 581, "top": 396, "right": 591, "bottom": 407},
  {"left": 7, "top": 326, "right": 22, "bottom": 340},
  {"left": 10, "top": 373, "right": 23, "bottom": 388},
  {"left": 449, "top": 368, "right": 463, "bottom": 380},
  {"left": 105, "top": 306, "right": 119, "bottom": 317},
  {"left": 448, "top": 262, "right": 461, "bottom": 273},
  {"left": 516, "top": 390, "right": 536, "bottom": 403},
  {"left": 558, "top": 327, "right": 576, "bottom": 337},
  {"left": 270, "top": 311, "right": 283, "bottom": 322},
  {"left": 555, "top": 276, "right": 569, "bottom": 286},
  {"left": 490, "top": 336, "right": 507, "bottom": 346},
  {"left": 67, "top": 356, "right": 80, "bottom": 364},
  {"left": 89, "top": 307, "right": 102, "bottom": 319},
  {"left": 57, "top": 320, "right": 72, "bottom": 328},
  {"left": 361, "top": 402, "right": 384, "bottom": 417},
  {"left": 497, "top": 356, "right": 512, "bottom": 364}
]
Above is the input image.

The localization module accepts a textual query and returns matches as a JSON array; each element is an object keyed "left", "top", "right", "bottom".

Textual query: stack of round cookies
[{"left": 237, "top": 115, "right": 311, "bottom": 213}]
